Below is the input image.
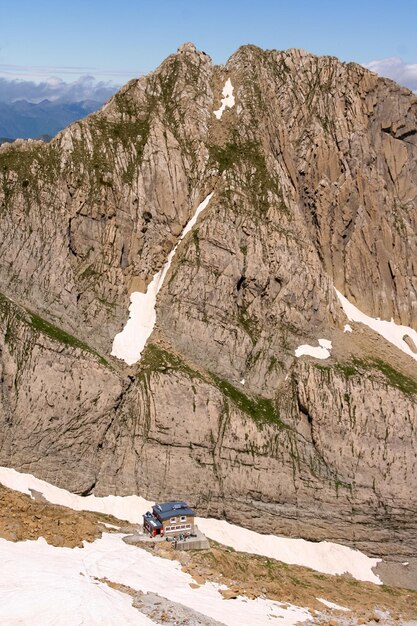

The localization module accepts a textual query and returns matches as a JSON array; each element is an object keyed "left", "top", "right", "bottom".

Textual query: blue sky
[{"left": 1, "top": 0, "right": 417, "bottom": 100}]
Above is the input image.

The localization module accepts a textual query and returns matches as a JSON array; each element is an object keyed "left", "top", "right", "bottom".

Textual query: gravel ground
[
  {"left": 133, "top": 590, "right": 226, "bottom": 625},
  {"left": 375, "top": 558, "right": 417, "bottom": 591}
]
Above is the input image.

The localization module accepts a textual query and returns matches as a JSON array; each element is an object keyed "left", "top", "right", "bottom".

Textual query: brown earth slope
[{"left": 0, "top": 483, "right": 127, "bottom": 547}]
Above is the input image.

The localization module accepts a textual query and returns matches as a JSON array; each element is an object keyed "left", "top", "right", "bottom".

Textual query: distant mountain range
[{"left": 0, "top": 99, "right": 104, "bottom": 140}]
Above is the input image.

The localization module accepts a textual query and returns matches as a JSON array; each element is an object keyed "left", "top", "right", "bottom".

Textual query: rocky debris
[
  {"left": 132, "top": 590, "right": 226, "bottom": 626},
  {"left": 101, "top": 579, "right": 226, "bottom": 626},
  {"left": 375, "top": 558, "right": 417, "bottom": 593},
  {"left": 0, "top": 43, "right": 416, "bottom": 560}
]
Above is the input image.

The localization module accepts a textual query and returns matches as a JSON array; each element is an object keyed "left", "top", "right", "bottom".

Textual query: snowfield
[
  {"left": 111, "top": 193, "right": 213, "bottom": 365},
  {"left": 0, "top": 534, "right": 312, "bottom": 626},
  {"left": 0, "top": 465, "right": 387, "bottom": 624}
]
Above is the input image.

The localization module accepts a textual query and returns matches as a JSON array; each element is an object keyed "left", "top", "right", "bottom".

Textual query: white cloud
[
  {"left": 0, "top": 74, "right": 120, "bottom": 104},
  {"left": 364, "top": 57, "right": 417, "bottom": 91}
]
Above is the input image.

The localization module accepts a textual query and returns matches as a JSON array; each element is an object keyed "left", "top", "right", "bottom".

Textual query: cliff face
[{"left": 0, "top": 43, "right": 416, "bottom": 558}]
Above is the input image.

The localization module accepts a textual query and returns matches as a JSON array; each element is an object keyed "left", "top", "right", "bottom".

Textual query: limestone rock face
[{"left": 0, "top": 44, "right": 416, "bottom": 558}]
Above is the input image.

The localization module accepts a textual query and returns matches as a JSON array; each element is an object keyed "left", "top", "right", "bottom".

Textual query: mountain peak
[
  {"left": 175, "top": 41, "right": 212, "bottom": 63},
  {"left": 177, "top": 41, "right": 198, "bottom": 54}
]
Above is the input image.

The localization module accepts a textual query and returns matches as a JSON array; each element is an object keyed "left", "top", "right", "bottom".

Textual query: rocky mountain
[
  {"left": 0, "top": 42, "right": 416, "bottom": 561},
  {"left": 0, "top": 98, "right": 104, "bottom": 139}
]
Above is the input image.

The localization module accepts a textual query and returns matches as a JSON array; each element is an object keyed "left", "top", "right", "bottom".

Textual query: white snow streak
[
  {"left": 0, "top": 467, "right": 382, "bottom": 584},
  {"left": 316, "top": 597, "right": 350, "bottom": 612},
  {"left": 213, "top": 78, "right": 235, "bottom": 119},
  {"left": 0, "top": 534, "right": 311, "bottom": 626},
  {"left": 335, "top": 289, "right": 417, "bottom": 362},
  {"left": 111, "top": 193, "right": 213, "bottom": 365},
  {"left": 295, "top": 338, "right": 332, "bottom": 359},
  {"left": 196, "top": 518, "right": 381, "bottom": 584},
  {"left": 344, "top": 324, "right": 353, "bottom": 333}
]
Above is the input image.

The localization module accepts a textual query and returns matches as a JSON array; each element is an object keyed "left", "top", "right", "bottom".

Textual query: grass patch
[
  {"left": 208, "top": 143, "right": 242, "bottom": 174},
  {"left": 28, "top": 311, "right": 109, "bottom": 367},
  {"left": 316, "top": 357, "right": 417, "bottom": 396},
  {"left": 369, "top": 358, "right": 417, "bottom": 396},
  {"left": 209, "top": 372, "right": 287, "bottom": 428},
  {"left": 335, "top": 362, "right": 361, "bottom": 378},
  {"left": 79, "top": 265, "right": 99, "bottom": 280},
  {"left": 138, "top": 343, "right": 202, "bottom": 381},
  {"left": 73, "top": 115, "right": 150, "bottom": 187},
  {"left": 0, "top": 291, "right": 110, "bottom": 367}
]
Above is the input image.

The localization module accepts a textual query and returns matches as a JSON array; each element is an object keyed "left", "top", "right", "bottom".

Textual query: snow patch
[
  {"left": 102, "top": 522, "right": 121, "bottom": 529},
  {"left": 240, "top": 378, "right": 245, "bottom": 385},
  {"left": 316, "top": 597, "right": 350, "bottom": 611},
  {"left": 295, "top": 338, "right": 332, "bottom": 359},
  {"left": 344, "top": 324, "right": 353, "bottom": 333},
  {"left": 0, "top": 534, "right": 311, "bottom": 626},
  {"left": 111, "top": 193, "right": 213, "bottom": 365},
  {"left": 0, "top": 466, "right": 381, "bottom": 584},
  {"left": 213, "top": 79, "right": 235, "bottom": 119},
  {"left": 335, "top": 289, "right": 417, "bottom": 362},
  {"left": 196, "top": 518, "right": 382, "bottom": 584}
]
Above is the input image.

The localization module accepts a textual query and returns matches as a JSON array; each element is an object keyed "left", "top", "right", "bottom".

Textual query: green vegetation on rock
[
  {"left": 28, "top": 311, "right": 109, "bottom": 367},
  {"left": 0, "top": 142, "right": 60, "bottom": 209},
  {"left": 208, "top": 140, "right": 286, "bottom": 214},
  {"left": 368, "top": 358, "right": 417, "bottom": 396},
  {"left": 0, "top": 291, "right": 109, "bottom": 367},
  {"left": 139, "top": 343, "right": 286, "bottom": 428},
  {"left": 138, "top": 343, "right": 201, "bottom": 380},
  {"left": 209, "top": 371, "right": 287, "bottom": 428},
  {"left": 316, "top": 357, "right": 417, "bottom": 396}
]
